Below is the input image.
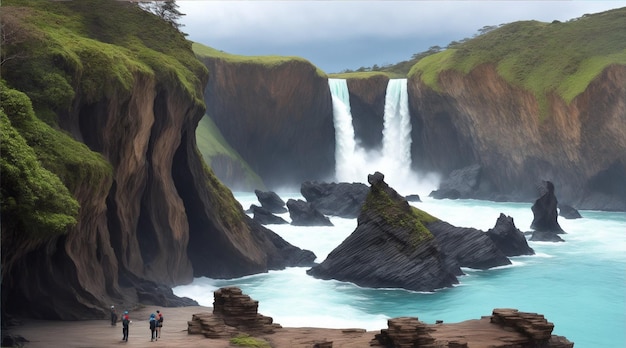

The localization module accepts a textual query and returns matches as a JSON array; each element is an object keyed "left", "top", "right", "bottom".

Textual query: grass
[
  {"left": 229, "top": 334, "right": 271, "bottom": 348},
  {"left": 192, "top": 42, "right": 327, "bottom": 77},
  {"left": 362, "top": 184, "right": 438, "bottom": 247},
  {"left": 196, "top": 115, "right": 265, "bottom": 190},
  {"left": 409, "top": 8, "right": 626, "bottom": 111}
]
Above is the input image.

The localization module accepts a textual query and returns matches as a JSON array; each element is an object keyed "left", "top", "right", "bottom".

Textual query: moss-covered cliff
[
  {"left": 1, "top": 0, "right": 314, "bottom": 320},
  {"left": 408, "top": 8, "right": 626, "bottom": 209},
  {"left": 193, "top": 44, "right": 336, "bottom": 190}
]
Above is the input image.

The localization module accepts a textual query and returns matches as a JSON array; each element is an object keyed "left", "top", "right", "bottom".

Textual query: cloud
[{"left": 177, "top": 1, "right": 626, "bottom": 72}]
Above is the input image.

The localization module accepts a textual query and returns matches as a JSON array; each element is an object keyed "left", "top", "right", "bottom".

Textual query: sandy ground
[{"left": 4, "top": 306, "right": 379, "bottom": 348}]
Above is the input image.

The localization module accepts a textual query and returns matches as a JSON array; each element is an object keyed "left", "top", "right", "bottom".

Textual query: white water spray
[{"left": 328, "top": 78, "right": 437, "bottom": 194}]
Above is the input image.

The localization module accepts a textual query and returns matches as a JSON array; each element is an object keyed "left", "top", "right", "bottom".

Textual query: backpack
[
  {"left": 158, "top": 314, "right": 163, "bottom": 323},
  {"left": 122, "top": 317, "right": 129, "bottom": 327}
]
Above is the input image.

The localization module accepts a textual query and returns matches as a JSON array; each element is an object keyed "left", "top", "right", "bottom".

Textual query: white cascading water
[{"left": 329, "top": 78, "right": 435, "bottom": 194}]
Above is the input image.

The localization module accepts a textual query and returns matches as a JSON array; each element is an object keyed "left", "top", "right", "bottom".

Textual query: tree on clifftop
[{"left": 139, "top": 1, "right": 185, "bottom": 31}]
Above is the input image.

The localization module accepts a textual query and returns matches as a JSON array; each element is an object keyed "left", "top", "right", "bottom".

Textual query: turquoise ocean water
[{"left": 174, "top": 192, "right": 626, "bottom": 347}]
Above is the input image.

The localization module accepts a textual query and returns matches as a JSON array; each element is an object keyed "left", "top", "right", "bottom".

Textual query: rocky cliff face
[
  {"left": 199, "top": 56, "right": 336, "bottom": 189},
  {"left": 346, "top": 75, "right": 389, "bottom": 150},
  {"left": 1, "top": 1, "right": 315, "bottom": 320},
  {"left": 409, "top": 64, "right": 626, "bottom": 210}
]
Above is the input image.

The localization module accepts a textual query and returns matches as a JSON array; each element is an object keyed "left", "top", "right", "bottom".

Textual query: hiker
[
  {"left": 121, "top": 311, "right": 130, "bottom": 341},
  {"left": 156, "top": 310, "right": 163, "bottom": 339},
  {"left": 149, "top": 313, "right": 158, "bottom": 341},
  {"left": 110, "top": 306, "right": 117, "bottom": 326}
]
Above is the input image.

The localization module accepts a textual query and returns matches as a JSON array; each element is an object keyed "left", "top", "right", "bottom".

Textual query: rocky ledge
[{"left": 188, "top": 287, "right": 574, "bottom": 347}]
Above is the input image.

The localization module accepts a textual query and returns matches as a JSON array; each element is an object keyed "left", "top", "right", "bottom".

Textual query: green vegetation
[
  {"left": 329, "top": 71, "right": 403, "bottom": 79},
  {"left": 2, "top": 0, "right": 207, "bottom": 123},
  {"left": 192, "top": 42, "right": 327, "bottom": 78},
  {"left": 0, "top": 0, "right": 205, "bottom": 241},
  {"left": 409, "top": 8, "right": 626, "bottom": 110},
  {"left": 0, "top": 84, "right": 80, "bottom": 240},
  {"left": 229, "top": 334, "right": 271, "bottom": 348},
  {"left": 362, "top": 185, "right": 438, "bottom": 247},
  {"left": 196, "top": 115, "right": 265, "bottom": 190}
]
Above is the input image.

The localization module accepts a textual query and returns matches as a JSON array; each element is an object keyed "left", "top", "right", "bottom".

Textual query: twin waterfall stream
[{"left": 329, "top": 78, "right": 420, "bottom": 193}]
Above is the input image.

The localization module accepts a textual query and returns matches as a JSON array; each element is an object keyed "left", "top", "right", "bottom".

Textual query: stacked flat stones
[{"left": 188, "top": 287, "right": 281, "bottom": 338}]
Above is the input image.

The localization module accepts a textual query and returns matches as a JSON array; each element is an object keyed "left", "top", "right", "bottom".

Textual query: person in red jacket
[
  {"left": 121, "top": 311, "right": 130, "bottom": 341},
  {"left": 156, "top": 310, "right": 163, "bottom": 339}
]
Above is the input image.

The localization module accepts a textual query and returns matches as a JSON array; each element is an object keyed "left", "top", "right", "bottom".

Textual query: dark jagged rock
[
  {"left": 431, "top": 164, "right": 483, "bottom": 199},
  {"left": 530, "top": 181, "right": 566, "bottom": 242},
  {"left": 486, "top": 214, "right": 535, "bottom": 256},
  {"left": 300, "top": 181, "right": 369, "bottom": 218},
  {"left": 405, "top": 194, "right": 422, "bottom": 202},
  {"left": 307, "top": 172, "right": 460, "bottom": 292},
  {"left": 250, "top": 205, "right": 289, "bottom": 225},
  {"left": 429, "top": 188, "right": 461, "bottom": 200},
  {"left": 558, "top": 204, "right": 582, "bottom": 219},
  {"left": 286, "top": 199, "right": 333, "bottom": 227},
  {"left": 531, "top": 181, "right": 565, "bottom": 233},
  {"left": 254, "top": 190, "right": 288, "bottom": 214},
  {"left": 427, "top": 220, "right": 512, "bottom": 270}
]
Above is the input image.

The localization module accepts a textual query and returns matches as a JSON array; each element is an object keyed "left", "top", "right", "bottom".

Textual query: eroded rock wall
[
  {"left": 346, "top": 75, "right": 389, "bottom": 150},
  {"left": 409, "top": 64, "right": 626, "bottom": 209},
  {"left": 200, "top": 58, "right": 336, "bottom": 189}
]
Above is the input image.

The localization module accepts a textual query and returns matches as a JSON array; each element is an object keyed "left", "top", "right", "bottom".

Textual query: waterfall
[
  {"left": 328, "top": 78, "right": 435, "bottom": 194},
  {"left": 381, "top": 78, "right": 413, "bottom": 185},
  {"left": 329, "top": 78, "right": 365, "bottom": 182}
]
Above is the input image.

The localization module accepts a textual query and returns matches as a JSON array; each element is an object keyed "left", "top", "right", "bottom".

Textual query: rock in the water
[
  {"left": 250, "top": 205, "right": 289, "bottom": 225},
  {"left": 531, "top": 181, "right": 565, "bottom": 233},
  {"left": 300, "top": 181, "right": 369, "bottom": 218},
  {"left": 405, "top": 194, "right": 422, "bottom": 202},
  {"left": 558, "top": 204, "right": 582, "bottom": 219},
  {"left": 307, "top": 172, "right": 460, "bottom": 292},
  {"left": 486, "top": 213, "right": 535, "bottom": 256},
  {"left": 286, "top": 199, "right": 333, "bottom": 226},
  {"left": 530, "top": 231, "right": 565, "bottom": 242},
  {"left": 427, "top": 220, "right": 512, "bottom": 270},
  {"left": 429, "top": 164, "right": 483, "bottom": 200},
  {"left": 254, "top": 190, "right": 288, "bottom": 214}
]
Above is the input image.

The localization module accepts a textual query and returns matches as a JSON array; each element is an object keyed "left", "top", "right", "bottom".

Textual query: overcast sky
[{"left": 177, "top": 1, "right": 626, "bottom": 73}]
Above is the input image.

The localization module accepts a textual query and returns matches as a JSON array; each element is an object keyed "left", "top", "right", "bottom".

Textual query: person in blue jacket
[{"left": 149, "top": 313, "right": 157, "bottom": 341}]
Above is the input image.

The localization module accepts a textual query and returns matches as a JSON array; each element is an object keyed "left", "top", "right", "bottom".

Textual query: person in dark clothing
[
  {"left": 122, "top": 311, "right": 130, "bottom": 341},
  {"left": 149, "top": 313, "right": 157, "bottom": 341},
  {"left": 110, "top": 306, "right": 117, "bottom": 326}
]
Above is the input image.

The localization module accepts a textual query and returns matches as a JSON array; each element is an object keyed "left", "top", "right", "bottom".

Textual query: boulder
[
  {"left": 300, "top": 181, "right": 369, "bottom": 218},
  {"left": 405, "top": 194, "right": 422, "bottom": 202},
  {"left": 254, "top": 190, "right": 288, "bottom": 214},
  {"left": 427, "top": 220, "right": 512, "bottom": 270},
  {"left": 486, "top": 214, "right": 535, "bottom": 256},
  {"left": 250, "top": 205, "right": 289, "bottom": 225},
  {"left": 558, "top": 204, "right": 582, "bottom": 219},
  {"left": 286, "top": 199, "right": 333, "bottom": 226},
  {"left": 531, "top": 181, "right": 565, "bottom": 233},
  {"left": 429, "top": 164, "right": 494, "bottom": 200},
  {"left": 307, "top": 172, "right": 460, "bottom": 292}
]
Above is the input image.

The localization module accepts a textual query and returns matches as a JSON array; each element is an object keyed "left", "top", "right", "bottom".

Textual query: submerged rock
[
  {"left": 300, "top": 181, "right": 369, "bottom": 218},
  {"left": 254, "top": 190, "right": 288, "bottom": 214},
  {"left": 558, "top": 203, "right": 582, "bottom": 219},
  {"left": 250, "top": 205, "right": 289, "bottom": 225},
  {"left": 286, "top": 199, "right": 333, "bottom": 226}
]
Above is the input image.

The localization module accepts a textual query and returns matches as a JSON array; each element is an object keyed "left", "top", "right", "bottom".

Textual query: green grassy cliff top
[{"left": 409, "top": 7, "right": 626, "bottom": 104}]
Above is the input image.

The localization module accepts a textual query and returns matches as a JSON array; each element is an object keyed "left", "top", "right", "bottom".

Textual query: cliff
[
  {"left": 407, "top": 10, "right": 626, "bottom": 209},
  {"left": 194, "top": 44, "right": 336, "bottom": 190},
  {"left": 1, "top": 0, "right": 314, "bottom": 320}
]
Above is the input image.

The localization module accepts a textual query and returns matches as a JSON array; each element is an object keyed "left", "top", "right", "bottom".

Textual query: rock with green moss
[{"left": 307, "top": 172, "right": 460, "bottom": 292}]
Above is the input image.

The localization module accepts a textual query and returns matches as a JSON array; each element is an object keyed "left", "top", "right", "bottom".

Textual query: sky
[{"left": 177, "top": 1, "right": 626, "bottom": 73}]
